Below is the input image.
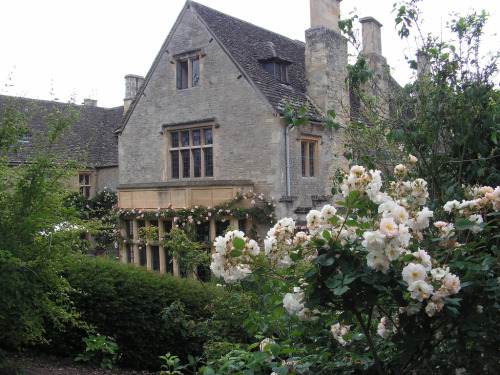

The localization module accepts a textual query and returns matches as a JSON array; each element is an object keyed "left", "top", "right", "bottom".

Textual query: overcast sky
[{"left": 1, "top": 0, "right": 498, "bottom": 108}]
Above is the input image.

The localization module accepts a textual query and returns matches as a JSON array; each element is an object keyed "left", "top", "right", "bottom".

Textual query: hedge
[{"left": 41, "top": 254, "right": 221, "bottom": 370}]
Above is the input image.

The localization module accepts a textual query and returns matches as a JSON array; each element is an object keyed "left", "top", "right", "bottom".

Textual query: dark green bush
[{"left": 41, "top": 254, "right": 221, "bottom": 370}]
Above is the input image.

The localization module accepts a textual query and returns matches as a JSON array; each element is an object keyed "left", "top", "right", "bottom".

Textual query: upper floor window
[
  {"left": 79, "top": 173, "right": 91, "bottom": 197},
  {"left": 264, "top": 60, "right": 289, "bottom": 83},
  {"left": 169, "top": 127, "right": 213, "bottom": 179},
  {"left": 301, "top": 138, "right": 319, "bottom": 177},
  {"left": 176, "top": 53, "right": 200, "bottom": 89}
]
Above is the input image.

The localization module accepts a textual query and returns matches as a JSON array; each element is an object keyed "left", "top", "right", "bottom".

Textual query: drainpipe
[{"left": 285, "top": 123, "right": 294, "bottom": 197}]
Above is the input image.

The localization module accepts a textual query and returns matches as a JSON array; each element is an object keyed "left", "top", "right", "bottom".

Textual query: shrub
[{"left": 41, "top": 254, "right": 222, "bottom": 370}]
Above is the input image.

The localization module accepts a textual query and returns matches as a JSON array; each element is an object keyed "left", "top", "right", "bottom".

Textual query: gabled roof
[
  {"left": 116, "top": 1, "right": 322, "bottom": 134},
  {"left": 0, "top": 95, "right": 122, "bottom": 168},
  {"left": 189, "top": 1, "right": 322, "bottom": 120}
]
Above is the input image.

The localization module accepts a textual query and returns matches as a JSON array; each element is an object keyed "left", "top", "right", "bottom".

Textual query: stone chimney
[
  {"left": 83, "top": 98, "right": 98, "bottom": 107},
  {"left": 310, "top": 0, "right": 342, "bottom": 32},
  {"left": 305, "top": 0, "right": 348, "bottom": 116},
  {"left": 360, "top": 17, "right": 383, "bottom": 56},
  {"left": 124, "top": 74, "right": 145, "bottom": 114},
  {"left": 416, "top": 51, "right": 431, "bottom": 78}
]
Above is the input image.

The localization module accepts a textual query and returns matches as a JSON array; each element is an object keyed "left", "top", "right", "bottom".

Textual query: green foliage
[
  {"left": 40, "top": 254, "right": 222, "bottom": 370},
  {"left": 75, "top": 333, "right": 119, "bottom": 369},
  {"left": 64, "top": 188, "right": 119, "bottom": 255},
  {"left": 0, "top": 97, "right": 83, "bottom": 349},
  {"left": 341, "top": 1, "right": 500, "bottom": 204}
]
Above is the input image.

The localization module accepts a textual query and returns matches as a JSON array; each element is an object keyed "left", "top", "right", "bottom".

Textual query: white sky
[{"left": 1, "top": 0, "right": 498, "bottom": 108}]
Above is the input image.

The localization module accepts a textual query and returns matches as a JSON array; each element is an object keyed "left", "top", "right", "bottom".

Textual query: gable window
[
  {"left": 176, "top": 53, "right": 200, "bottom": 89},
  {"left": 169, "top": 126, "right": 213, "bottom": 179},
  {"left": 79, "top": 173, "right": 91, "bottom": 197},
  {"left": 301, "top": 138, "right": 318, "bottom": 177}
]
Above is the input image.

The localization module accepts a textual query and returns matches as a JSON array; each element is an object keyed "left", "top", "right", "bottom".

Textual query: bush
[{"left": 41, "top": 254, "right": 222, "bottom": 370}]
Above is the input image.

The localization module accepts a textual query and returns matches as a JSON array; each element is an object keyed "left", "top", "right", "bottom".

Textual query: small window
[
  {"left": 176, "top": 55, "right": 200, "bottom": 89},
  {"left": 264, "top": 60, "right": 289, "bottom": 83},
  {"left": 79, "top": 173, "right": 91, "bottom": 197},
  {"left": 301, "top": 139, "right": 318, "bottom": 177}
]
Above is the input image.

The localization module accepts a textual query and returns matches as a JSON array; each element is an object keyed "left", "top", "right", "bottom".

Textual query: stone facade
[{"left": 115, "top": 0, "right": 389, "bottom": 272}]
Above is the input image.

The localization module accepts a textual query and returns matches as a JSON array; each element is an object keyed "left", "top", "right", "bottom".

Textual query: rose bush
[{"left": 204, "top": 159, "right": 499, "bottom": 374}]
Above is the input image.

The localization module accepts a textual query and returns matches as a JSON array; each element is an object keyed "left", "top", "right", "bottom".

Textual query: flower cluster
[
  {"left": 116, "top": 191, "right": 276, "bottom": 229},
  {"left": 282, "top": 287, "right": 319, "bottom": 322},
  {"left": 330, "top": 323, "right": 351, "bottom": 346},
  {"left": 210, "top": 230, "right": 260, "bottom": 283}
]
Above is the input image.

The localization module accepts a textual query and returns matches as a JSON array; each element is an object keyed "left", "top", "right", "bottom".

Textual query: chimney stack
[
  {"left": 83, "top": 98, "right": 98, "bottom": 107},
  {"left": 305, "top": 0, "right": 348, "bottom": 116},
  {"left": 124, "top": 74, "right": 145, "bottom": 114},
  {"left": 310, "top": 0, "right": 342, "bottom": 32},
  {"left": 360, "top": 17, "right": 383, "bottom": 56}
]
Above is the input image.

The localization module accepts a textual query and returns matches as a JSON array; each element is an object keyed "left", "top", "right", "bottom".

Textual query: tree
[
  {"left": 342, "top": 1, "right": 500, "bottom": 206},
  {"left": 0, "top": 97, "right": 83, "bottom": 351}
]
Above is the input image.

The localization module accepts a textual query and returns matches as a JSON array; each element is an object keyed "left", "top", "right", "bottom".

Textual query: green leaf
[
  {"left": 325, "top": 276, "right": 343, "bottom": 289},
  {"left": 334, "top": 285, "right": 348, "bottom": 295},
  {"left": 232, "top": 237, "right": 246, "bottom": 250},
  {"left": 203, "top": 367, "right": 215, "bottom": 375},
  {"left": 455, "top": 218, "right": 473, "bottom": 230},
  {"left": 269, "top": 343, "right": 281, "bottom": 357},
  {"left": 229, "top": 249, "right": 242, "bottom": 257},
  {"left": 343, "top": 274, "right": 358, "bottom": 285}
]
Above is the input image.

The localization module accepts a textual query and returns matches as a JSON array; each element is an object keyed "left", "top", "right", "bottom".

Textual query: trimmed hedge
[{"left": 42, "top": 254, "right": 221, "bottom": 370}]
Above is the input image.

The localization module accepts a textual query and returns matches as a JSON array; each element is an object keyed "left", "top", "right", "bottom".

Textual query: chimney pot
[
  {"left": 360, "top": 17, "right": 383, "bottom": 55},
  {"left": 310, "top": 0, "right": 343, "bottom": 32},
  {"left": 83, "top": 98, "right": 98, "bottom": 107},
  {"left": 124, "top": 74, "right": 145, "bottom": 114}
]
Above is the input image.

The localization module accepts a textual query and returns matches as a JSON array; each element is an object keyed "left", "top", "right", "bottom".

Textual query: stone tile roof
[
  {"left": 116, "top": 0, "right": 323, "bottom": 133},
  {"left": 0, "top": 95, "right": 122, "bottom": 167},
  {"left": 190, "top": 1, "right": 323, "bottom": 121}
]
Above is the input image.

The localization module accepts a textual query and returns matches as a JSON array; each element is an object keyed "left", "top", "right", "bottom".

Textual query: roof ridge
[{"left": 189, "top": 1, "right": 301, "bottom": 44}]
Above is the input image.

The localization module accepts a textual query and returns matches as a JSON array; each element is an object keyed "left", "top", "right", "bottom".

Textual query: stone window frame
[
  {"left": 175, "top": 51, "right": 201, "bottom": 90},
  {"left": 300, "top": 136, "right": 319, "bottom": 178},
  {"left": 78, "top": 172, "right": 91, "bottom": 197},
  {"left": 166, "top": 122, "right": 214, "bottom": 180},
  {"left": 120, "top": 217, "right": 242, "bottom": 279}
]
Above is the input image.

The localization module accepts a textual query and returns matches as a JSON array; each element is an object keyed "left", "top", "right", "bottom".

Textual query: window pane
[
  {"left": 192, "top": 130, "right": 201, "bottom": 146},
  {"left": 195, "top": 221, "right": 210, "bottom": 242},
  {"left": 309, "top": 142, "right": 315, "bottom": 177},
  {"left": 171, "top": 151, "right": 179, "bottom": 179},
  {"left": 139, "top": 247, "right": 147, "bottom": 266},
  {"left": 193, "top": 149, "right": 201, "bottom": 177},
  {"left": 171, "top": 132, "right": 179, "bottom": 148},
  {"left": 301, "top": 142, "right": 306, "bottom": 177},
  {"left": 192, "top": 58, "right": 199, "bottom": 87},
  {"left": 276, "top": 63, "right": 282, "bottom": 81},
  {"left": 125, "top": 220, "right": 134, "bottom": 238},
  {"left": 151, "top": 246, "right": 160, "bottom": 271},
  {"left": 181, "top": 131, "right": 190, "bottom": 147},
  {"left": 181, "top": 150, "right": 190, "bottom": 178},
  {"left": 126, "top": 244, "right": 134, "bottom": 263},
  {"left": 204, "top": 148, "right": 213, "bottom": 177},
  {"left": 164, "top": 247, "right": 174, "bottom": 274},
  {"left": 177, "top": 60, "right": 188, "bottom": 89},
  {"left": 163, "top": 220, "right": 172, "bottom": 234},
  {"left": 204, "top": 129, "right": 212, "bottom": 144},
  {"left": 215, "top": 220, "right": 230, "bottom": 237}
]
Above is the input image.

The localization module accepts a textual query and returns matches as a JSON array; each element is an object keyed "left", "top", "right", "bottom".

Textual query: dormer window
[{"left": 264, "top": 61, "right": 289, "bottom": 83}]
